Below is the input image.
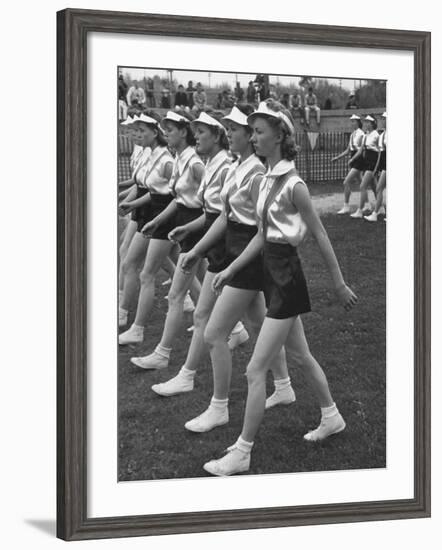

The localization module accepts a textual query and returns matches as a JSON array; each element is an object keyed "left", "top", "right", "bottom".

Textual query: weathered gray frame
[{"left": 57, "top": 8, "right": 431, "bottom": 541}]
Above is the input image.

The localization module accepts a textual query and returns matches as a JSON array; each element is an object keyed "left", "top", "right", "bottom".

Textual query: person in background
[
  {"left": 193, "top": 83, "right": 208, "bottom": 114},
  {"left": 234, "top": 82, "right": 244, "bottom": 103},
  {"left": 146, "top": 77, "right": 155, "bottom": 108},
  {"left": 186, "top": 81, "right": 196, "bottom": 109},
  {"left": 324, "top": 95, "right": 333, "bottom": 110},
  {"left": 346, "top": 92, "right": 359, "bottom": 110},
  {"left": 220, "top": 89, "right": 235, "bottom": 109},
  {"left": 174, "top": 84, "right": 188, "bottom": 109},
  {"left": 126, "top": 80, "right": 146, "bottom": 108},
  {"left": 304, "top": 87, "right": 321, "bottom": 126},
  {"left": 161, "top": 87, "right": 171, "bottom": 109},
  {"left": 364, "top": 112, "right": 387, "bottom": 222},
  {"left": 290, "top": 92, "right": 305, "bottom": 124},
  {"left": 246, "top": 81, "right": 256, "bottom": 104}
]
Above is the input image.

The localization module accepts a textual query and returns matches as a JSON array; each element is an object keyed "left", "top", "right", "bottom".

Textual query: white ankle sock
[
  {"left": 274, "top": 376, "right": 291, "bottom": 391},
  {"left": 119, "top": 307, "right": 128, "bottom": 315},
  {"left": 155, "top": 344, "right": 172, "bottom": 359},
  {"left": 231, "top": 321, "right": 244, "bottom": 335},
  {"left": 235, "top": 436, "right": 254, "bottom": 454},
  {"left": 131, "top": 324, "right": 144, "bottom": 333},
  {"left": 321, "top": 402, "right": 338, "bottom": 419},
  {"left": 180, "top": 366, "right": 196, "bottom": 379},
  {"left": 210, "top": 397, "right": 228, "bottom": 411}
]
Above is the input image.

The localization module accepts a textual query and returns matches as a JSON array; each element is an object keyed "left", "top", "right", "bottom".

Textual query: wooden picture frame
[{"left": 57, "top": 8, "right": 431, "bottom": 541}]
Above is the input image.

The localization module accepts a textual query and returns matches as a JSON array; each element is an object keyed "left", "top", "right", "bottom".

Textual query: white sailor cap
[
  {"left": 364, "top": 115, "right": 376, "bottom": 122},
  {"left": 247, "top": 101, "right": 295, "bottom": 136},
  {"left": 382, "top": 112, "right": 387, "bottom": 118},
  {"left": 121, "top": 116, "right": 135, "bottom": 126},
  {"left": 349, "top": 114, "right": 361, "bottom": 120},
  {"left": 136, "top": 113, "right": 161, "bottom": 126},
  {"left": 190, "top": 111, "right": 226, "bottom": 132},
  {"left": 160, "top": 111, "right": 190, "bottom": 129},
  {"left": 221, "top": 105, "right": 249, "bottom": 127}
]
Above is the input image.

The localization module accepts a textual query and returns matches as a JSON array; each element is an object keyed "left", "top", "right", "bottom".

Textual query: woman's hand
[
  {"left": 141, "top": 218, "right": 159, "bottom": 238},
  {"left": 180, "top": 249, "right": 201, "bottom": 273},
  {"left": 119, "top": 201, "right": 135, "bottom": 215},
  {"left": 168, "top": 225, "right": 189, "bottom": 244},
  {"left": 335, "top": 283, "right": 358, "bottom": 311},
  {"left": 330, "top": 156, "right": 338, "bottom": 163},
  {"left": 211, "top": 267, "right": 234, "bottom": 295}
]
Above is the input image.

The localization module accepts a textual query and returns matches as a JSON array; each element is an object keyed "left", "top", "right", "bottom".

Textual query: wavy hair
[{"left": 261, "top": 99, "right": 298, "bottom": 161}]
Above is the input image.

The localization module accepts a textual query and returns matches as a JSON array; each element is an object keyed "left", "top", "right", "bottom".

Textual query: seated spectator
[
  {"left": 118, "top": 74, "right": 128, "bottom": 102},
  {"left": 219, "top": 89, "right": 235, "bottom": 109},
  {"left": 346, "top": 93, "right": 359, "bottom": 109},
  {"left": 186, "top": 80, "right": 196, "bottom": 109},
  {"left": 290, "top": 92, "right": 305, "bottom": 124},
  {"left": 192, "top": 82, "right": 208, "bottom": 114},
  {"left": 126, "top": 80, "right": 146, "bottom": 108},
  {"left": 174, "top": 84, "right": 188, "bottom": 109},
  {"left": 304, "top": 86, "right": 321, "bottom": 126}
]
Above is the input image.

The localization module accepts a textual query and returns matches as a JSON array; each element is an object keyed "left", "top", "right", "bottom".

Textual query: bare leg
[
  {"left": 119, "top": 220, "right": 137, "bottom": 292},
  {"left": 358, "top": 170, "right": 375, "bottom": 210},
  {"left": 120, "top": 232, "right": 149, "bottom": 311},
  {"left": 374, "top": 170, "right": 386, "bottom": 213},
  {"left": 343, "top": 168, "right": 361, "bottom": 205}
]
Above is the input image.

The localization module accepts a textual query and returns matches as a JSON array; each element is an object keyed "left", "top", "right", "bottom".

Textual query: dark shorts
[
  {"left": 149, "top": 193, "right": 175, "bottom": 240},
  {"left": 362, "top": 149, "right": 378, "bottom": 172},
  {"left": 131, "top": 187, "right": 152, "bottom": 232},
  {"left": 175, "top": 203, "right": 204, "bottom": 253},
  {"left": 263, "top": 242, "right": 311, "bottom": 320},
  {"left": 204, "top": 212, "right": 229, "bottom": 273},
  {"left": 225, "top": 221, "right": 264, "bottom": 291},
  {"left": 348, "top": 150, "right": 365, "bottom": 172},
  {"left": 378, "top": 150, "right": 387, "bottom": 172}
]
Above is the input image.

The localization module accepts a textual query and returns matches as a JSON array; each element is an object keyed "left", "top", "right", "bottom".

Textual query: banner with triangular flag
[{"left": 307, "top": 132, "right": 319, "bottom": 151}]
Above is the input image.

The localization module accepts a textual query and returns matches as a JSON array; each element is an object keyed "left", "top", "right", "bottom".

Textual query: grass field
[{"left": 118, "top": 212, "right": 386, "bottom": 481}]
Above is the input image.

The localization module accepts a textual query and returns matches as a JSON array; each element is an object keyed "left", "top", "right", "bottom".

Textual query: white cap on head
[
  {"left": 365, "top": 115, "right": 375, "bottom": 122},
  {"left": 160, "top": 110, "right": 190, "bottom": 129},
  {"left": 190, "top": 111, "right": 226, "bottom": 132},
  {"left": 247, "top": 101, "right": 295, "bottom": 136},
  {"left": 382, "top": 112, "right": 387, "bottom": 118},
  {"left": 121, "top": 116, "right": 135, "bottom": 126},
  {"left": 137, "top": 113, "right": 160, "bottom": 126},
  {"left": 221, "top": 105, "right": 249, "bottom": 127},
  {"left": 350, "top": 114, "right": 361, "bottom": 120}
]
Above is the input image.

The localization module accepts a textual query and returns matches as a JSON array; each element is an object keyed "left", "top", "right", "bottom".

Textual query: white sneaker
[
  {"left": 350, "top": 209, "right": 363, "bottom": 219},
  {"left": 265, "top": 386, "right": 296, "bottom": 409},
  {"left": 161, "top": 277, "right": 172, "bottom": 286},
  {"left": 337, "top": 205, "right": 350, "bottom": 215},
  {"left": 118, "top": 325, "right": 143, "bottom": 345},
  {"left": 184, "top": 406, "right": 228, "bottom": 432},
  {"left": 130, "top": 351, "right": 169, "bottom": 370},
  {"left": 118, "top": 308, "right": 128, "bottom": 328},
  {"left": 203, "top": 446, "right": 250, "bottom": 476},
  {"left": 151, "top": 373, "right": 194, "bottom": 396},
  {"left": 183, "top": 293, "right": 195, "bottom": 313},
  {"left": 364, "top": 212, "right": 378, "bottom": 222},
  {"left": 228, "top": 328, "right": 249, "bottom": 350},
  {"left": 303, "top": 412, "right": 346, "bottom": 442}
]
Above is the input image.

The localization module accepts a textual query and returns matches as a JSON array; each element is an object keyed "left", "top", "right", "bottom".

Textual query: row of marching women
[
  {"left": 332, "top": 112, "right": 387, "bottom": 221},
  {"left": 117, "top": 100, "right": 357, "bottom": 476}
]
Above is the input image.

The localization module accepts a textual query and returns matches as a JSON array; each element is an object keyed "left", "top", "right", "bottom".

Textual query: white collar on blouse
[
  {"left": 148, "top": 145, "right": 168, "bottom": 169},
  {"left": 176, "top": 146, "right": 196, "bottom": 175},
  {"left": 265, "top": 159, "right": 296, "bottom": 178},
  {"left": 204, "top": 149, "right": 230, "bottom": 182}
]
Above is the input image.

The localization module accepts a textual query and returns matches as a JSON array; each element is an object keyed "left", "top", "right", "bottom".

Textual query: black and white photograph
[{"left": 117, "top": 66, "right": 386, "bottom": 481}]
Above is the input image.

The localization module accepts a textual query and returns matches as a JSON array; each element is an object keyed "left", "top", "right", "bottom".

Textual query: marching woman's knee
[
  {"left": 121, "top": 255, "right": 136, "bottom": 277},
  {"left": 192, "top": 304, "right": 210, "bottom": 329},
  {"left": 167, "top": 285, "right": 188, "bottom": 308},
  {"left": 139, "top": 267, "right": 156, "bottom": 287},
  {"left": 204, "top": 323, "right": 227, "bottom": 349},
  {"left": 245, "top": 361, "right": 267, "bottom": 388}
]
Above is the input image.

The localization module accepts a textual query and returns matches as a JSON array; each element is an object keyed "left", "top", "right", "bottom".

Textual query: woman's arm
[
  {"left": 118, "top": 176, "right": 135, "bottom": 189},
  {"left": 119, "top": 184, "right": 137, "bottom": 202},
  {"left": 292, "top": 183, "right": 358, "bottom": 309},
  {"left": 331, "top": 146, "right": 350, "bottom": 162}
]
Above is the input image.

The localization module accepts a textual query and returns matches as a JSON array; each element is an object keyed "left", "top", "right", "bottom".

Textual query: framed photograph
[{"left": 57, "top": 8, "right": 431, "bottom": 541}]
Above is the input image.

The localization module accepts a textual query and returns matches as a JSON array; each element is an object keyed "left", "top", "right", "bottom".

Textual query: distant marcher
[
  {"left": 304, "top": 87, "right": 320, "bottom": 126},
  {"left": 365, "top": 112, "right": 387, "bottom": 222},
  {"left": 174, "top": 84, "right": 188, "bottom": 109},
  {"left": 127, "top": 80, "right": 146, "bottom": 108}
]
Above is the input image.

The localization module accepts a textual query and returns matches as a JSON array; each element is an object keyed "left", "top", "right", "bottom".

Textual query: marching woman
[
  {"left": 331, "top": 114, "right": 365, "bottom": 215},
  {"left": 201, "top": 100, "right": 357, "bottom": 476},
  {"left": 349, "top": 114, "right": 380, "bottom": 218},
  {"left": 365, "top": 112, "right": 387, "bottom": 222},
  {"left": 130, "top": 111, "right": 242, "bottom": 368},
  {"left": 120, "top": 110, "right": 206, "bottom": 347},
  {"left": 151, "top": 106, "right": 294, "bottom": 409},
  {"left": 118, "top": 113, "right": 175, "bottom": 335}
]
